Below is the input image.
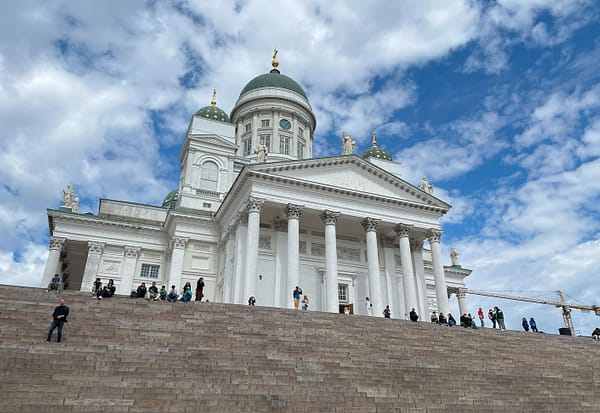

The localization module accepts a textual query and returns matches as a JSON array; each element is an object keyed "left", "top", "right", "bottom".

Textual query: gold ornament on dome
[
  {"left": 211, "top": 89, "right": 217, "bottom": 106},
  {"left": 272, "top": 48, "right": 279, "bottom": 69},
  {"left": 371, "top": 130, "right": 377, "bottom": 146}
]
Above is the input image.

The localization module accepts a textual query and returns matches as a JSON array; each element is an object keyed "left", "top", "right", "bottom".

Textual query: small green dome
[
  {"left": 239, "top": 69, "right": 308, "bottom": 100},
  {"left": 362, "top": 145, "right": 393, "bottom": 161},
  {"left": 162, "top": 189, "right": 178, "bottom": 209},
  {"left": 194, "top": 105, "right": 231, "bottom": 123}
]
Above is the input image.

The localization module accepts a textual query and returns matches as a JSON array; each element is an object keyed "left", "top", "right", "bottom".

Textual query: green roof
[
  {"left": 362, "top": 145, "right": 393, "bottom": 161},
  {"left": 239, "top": 69, "right": 308, "bottom": 99},
  {"left": 194, "top": 105, "right": 231, "bottom": 123},
  {"left": 162, "top": 189, "right": 179, "bottom": 209}
]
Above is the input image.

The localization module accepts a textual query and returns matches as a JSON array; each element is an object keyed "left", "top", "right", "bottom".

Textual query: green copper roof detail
[
  {"left": 239, "top": 69, "right": 308, "bottom": 99},
  {"left": 362, "top": 145, "right": 393, "bottom": 161},
  {"left": 162, "top": 189, "right": 179, "bottom": 209},
  {"left": 194, "top": 105, "right": 232, "bottom": 123}
]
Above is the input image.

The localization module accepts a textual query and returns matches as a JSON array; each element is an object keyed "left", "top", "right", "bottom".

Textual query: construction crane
[{"left": 461, "top": 288, "right": 600, "bottom": 335}]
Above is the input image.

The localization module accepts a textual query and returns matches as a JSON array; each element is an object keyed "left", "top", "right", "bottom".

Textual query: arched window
[{"left": 200, "top": 161, "right": 219, "bottom": 191}]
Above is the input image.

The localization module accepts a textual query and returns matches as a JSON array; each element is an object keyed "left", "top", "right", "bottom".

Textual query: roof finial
[
  {"left": 371, "top": 130, "right": 377, "bottom": 146},
  {"left": 210, "top": 89, "right": 217, "bottom": 106},
  {"left": 272, "top": 48, "right": 279, "bottom": 69}
]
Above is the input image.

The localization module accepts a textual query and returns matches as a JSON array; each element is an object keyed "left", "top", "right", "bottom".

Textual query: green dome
[
  {"left": 194, "top": 105, "right": 231, "bottom": 123},
  {"left": 362, "top": 145, "right": 393, "bottom": 161},
  {"left": 239, "top": 69, "right": 308, "bottom": 99},
  {"left": 162, "top": 189, "right": 178, "bottom": 209}
]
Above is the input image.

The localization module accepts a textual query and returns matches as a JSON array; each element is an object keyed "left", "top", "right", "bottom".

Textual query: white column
[
  {"left": 244, "top": 197, "right": 263, "bottom": 303},
  {"left": 428, "top": 229, "right": 450, "bottom": 316},
  {"left": 362, "top": 218, "right": 384, "bottom": 317},
  {"left": 120, "top": 246, "right": 140, "bottom": 295},
  {"left": 395, "top": 224, "right": 418, "bottom": 319},
  {"left": 167, "top": 237, "right": 187, "bottom": 290},
  {"left": 291, "top": 114, "right": 298, "bottom": 156},
  {"left": 233, "top": 214, "right": 248, "bottom": 304},
  {"left": 252, "top": 110, "right": 258, "bottom": 150},
  {"left": 321, "top": 210, "right": 340, "bottom": 313},
  {"left": 273, "top": 217, "right": 288, "bottom": 307},
  {"left": 272, "top": 109, "right": 279, "bottom": 154},
  {"left": 457, "top": 289, "right": 468, "bottom": 316},
  {"left": 81, "top": 242, "right": 104, "bottom": 292},
  {"left": 222, "top": 230, "right": 235, "bottom": 303},
  {"left": 381, "top": 236, "right": 401, "bottom": 319},
  {"left": 411, "top": 239, "right": 429, "bottom": 319},
  {"left": 286, "top": 204, "right": 303, "bottom": 309},
  {"left": 41, "top": 237, "right": 65, "bottom": 287}
]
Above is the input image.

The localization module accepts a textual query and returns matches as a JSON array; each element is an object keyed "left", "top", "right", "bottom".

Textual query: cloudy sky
[{"left": 1, "top": 0, "right": 599, "bottom": 334}]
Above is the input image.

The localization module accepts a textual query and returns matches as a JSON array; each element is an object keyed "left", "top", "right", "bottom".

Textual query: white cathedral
[{"left": 41, "top": 53, "right": 471, "bottom": 319}]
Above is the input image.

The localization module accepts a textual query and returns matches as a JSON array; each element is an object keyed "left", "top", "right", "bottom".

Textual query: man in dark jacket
[
  {"left": 409, "top": 308, "right": 419, "bottom": 322},
  {"left": 46, "top": 298, "right": 69, "bottom": 343}
]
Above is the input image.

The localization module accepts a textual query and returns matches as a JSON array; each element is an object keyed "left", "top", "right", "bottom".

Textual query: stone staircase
[{"left": 0, "top": 284, "right": 599, "bottom": 413}]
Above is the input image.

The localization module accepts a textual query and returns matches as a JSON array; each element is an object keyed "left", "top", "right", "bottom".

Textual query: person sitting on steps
[
  {"left": 159, "top": 285, "right": 167, "bottom": 301},
  {"left": 47, "top": 274, "right": 63, "bottom": 292},
  {"left": 167, "top": 286, "right": 178, "bottom": 302},
  {"left": 92, "top": 278, "right": 102, "bottom": 296},
  {"left": 181, "top": 282, "right": 193, "bottom": 302},
  {"left": 409, "top": 308, "right": 419, "bottom": 322},
  {"left": 147, "top": 282, "right": 159, "bottom": 301},
  {"left": 592, "top": 327, "right": 600, "bottom": 340},
  {"left": 135, "top": 282, "right": 147, "bottom": 298},
  {"left": 97, "top": 279, "right": 116, "bottom": 299}
]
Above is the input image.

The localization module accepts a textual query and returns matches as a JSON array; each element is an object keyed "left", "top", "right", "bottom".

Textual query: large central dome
[{"left": 239, "top": 68, "right": 308, "bottom": 99}]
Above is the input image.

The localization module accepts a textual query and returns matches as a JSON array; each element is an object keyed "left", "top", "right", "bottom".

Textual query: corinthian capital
[
  {"left": 320, "top": 210, "right": 340, "bottom": 225},
  {"left": 285, "top": 203, "right": 303, "bottom": 219},
  {"left": 172, "top": 237, "right": 188, "bottom": 249},
  {"left": 49, "top": 237, "right": 66, "bottom": 251},
  {"left": 426, "top": 229, "right": 443, "bottom": 243},
  {"left": 394, "top": 223, "right": 413, "bottom": 237},
  {"left": 88, "top": 242, "right": 104, "bottom": 255},
  {"left": 410, "top": 239, "right": 424, "bottom": 252},
  {"left": 246, "top": 196, "right": 264, "bottom": 213},
  {"left": 361, "top": 217, "right": 379, "bottom": 232}
]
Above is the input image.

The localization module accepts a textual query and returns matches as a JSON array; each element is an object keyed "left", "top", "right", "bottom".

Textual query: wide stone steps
[{"left": 0, "top": 285, "right": 599, "bottom": 412}]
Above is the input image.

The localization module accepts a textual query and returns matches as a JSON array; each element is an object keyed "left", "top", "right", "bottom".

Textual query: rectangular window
[
  {"left": 203, "top": 202, "right": 211, "bottom": 208},
  {"left": 338, "top": 284, "right": 348, "bottom": 303},
  {"left": 279, "top": 135, "right": 290, "bottom": 155},
  {"left": 297, "top": 140, "right": 305, "bottom": 159},
  {"left": 261, "top": 119, "right": 270, "bottom": 128},
  {"left": 298, "top": 127, "right": 304, "bottom": 138},
  {"left": 245, "top": 123, "right": 252, "bottom": 132},
  {"left": 260, "top": 134, "right": 271, "bottom": 150},
  {"left": 140, "top": 264, "right": 160, "bottom": 278},
  {"left": 243, "top": 138, "right": 252, "bottom": 156}
]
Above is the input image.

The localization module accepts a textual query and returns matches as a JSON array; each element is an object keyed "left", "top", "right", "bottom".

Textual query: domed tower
[
  {"left": 362, "top": 131, "right": 393, "bottom": 161},
  {"left": 177, "top": 89, "right": 238, "bottom": 212},
  {"left": 230, "top": 50, "right": 316, "bottom": 162}
]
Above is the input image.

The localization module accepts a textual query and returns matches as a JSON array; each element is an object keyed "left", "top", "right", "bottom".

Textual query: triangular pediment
[{"left": 250, "top": 156, "right": 450, "bottom": 210}]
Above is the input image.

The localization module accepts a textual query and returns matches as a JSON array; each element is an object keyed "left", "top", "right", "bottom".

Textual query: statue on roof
[
  {"left": 450, "top": 248, "right": 460, "bottom": 267},
  {"left": 420, "top": 176, "right": 434, "bottom": 195},
  {"left": 255, "top": 142, "right": 268, "bottom": 163},
  {"left": 342, "top": 133, "right": 356, "bottom": 155},
  {"left": 62, "top": 184, "right": 74, "bottom": 207}
]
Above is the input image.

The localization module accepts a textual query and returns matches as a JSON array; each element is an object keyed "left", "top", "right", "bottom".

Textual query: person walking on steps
[
  {"left": 488, "top": 308, "right": 497, "bottom": 329},
  {"left": 293, "top": 286, "right": 302, "bottom": 309},
  {"left": 477, "top": 307, "right": 485, "bottom": 327},
  {"left": 46, "top": 298, "right": 69, "bottom": 343},
  {"left": 529, "top": 317, "right": 538, "bottom": 332},
  {"left": 522, "top": 317, "right": 530, "bottom": 332},
  {"left": 383, "top": 305, "right": 391, "bottom": 318},
  {"left": 495, "top": 306, "right": 506, "bottom": 330},
  {"left": 196, "top": 277, "right": 205, "bottom": 301}
]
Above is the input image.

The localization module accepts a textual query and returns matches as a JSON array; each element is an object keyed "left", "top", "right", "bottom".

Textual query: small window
[
  {"left": 245, "top": 123, "right": 252, "bottom": 133},
  {"left": 203, "top": 202, "right": 212, "bottom": 208},
  {"left": 338, "top": 284, "right": 348, "bottom": 303},
  {"left": 261, "top": 119, "right": 270, "bottom": 128},
  {"left": 140, "top": 264, "right": 160, "bottom": 278},
  {"left": 297, "top": 140, "right": 305, "bottom": 159},
  {"left": 279, "top": 135, "right": 290, "bottom": 155},
  {"left": 298, "top": 127, "right": 304, "bottom": 138},
  {"left": 243, "top": 138, "right": 252, "bottom": 156},
  {"left": 260, "top": 134, "right": 271, "bottom": 150}
]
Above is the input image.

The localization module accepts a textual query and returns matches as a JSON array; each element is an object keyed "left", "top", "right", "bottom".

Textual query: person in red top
[{"left": 477, "top": 307, "right": 485, "bottom": 328}]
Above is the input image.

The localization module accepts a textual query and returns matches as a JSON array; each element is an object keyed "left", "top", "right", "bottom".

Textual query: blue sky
[{"left": 1, "top": 0, "right": 600, "bottom": 334}]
